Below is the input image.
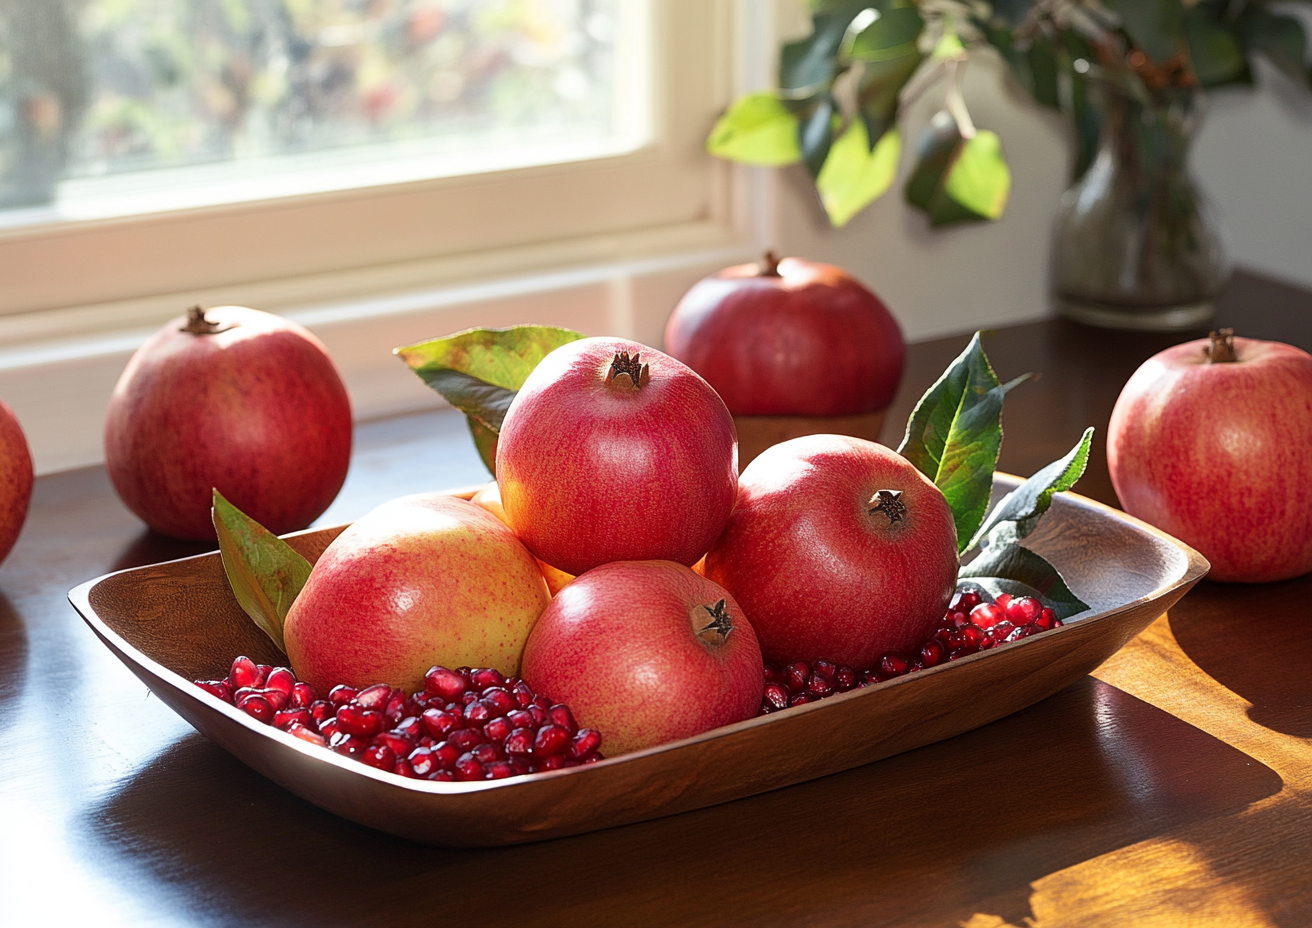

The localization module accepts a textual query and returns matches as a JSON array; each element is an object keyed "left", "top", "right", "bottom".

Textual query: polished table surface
[{"left": 2, "top": 271, "right": 1310, "bottom": 927}]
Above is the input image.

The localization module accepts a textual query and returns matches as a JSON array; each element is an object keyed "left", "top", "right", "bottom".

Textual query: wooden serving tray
[{"left": 68, "top": 476, "right": 1208, "bottom": 847}]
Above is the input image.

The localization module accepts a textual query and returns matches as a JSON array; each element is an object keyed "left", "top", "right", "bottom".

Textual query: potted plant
[{"left": 707, "top": 0, "right": 1311, "bottom": 330}]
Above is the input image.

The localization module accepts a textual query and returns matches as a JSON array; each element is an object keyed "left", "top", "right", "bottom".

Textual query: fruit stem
[
  {"left": 757, "top": 251, "right": 782, "bottom": 277},
  {"left": 1204, "top": 328, "right": 1237, "bottom": 363},
  {"left": 697, "top": 599, "right": 734, "bottom": 643},
  {"left": 868, "top": 489, "right": 907, "bottom": 524},
  {"left": 180, "top": 305, "right": 233, "bottom": 336},
  {"left": 605, "top": 350, "right": 650, "bottom": 390}
]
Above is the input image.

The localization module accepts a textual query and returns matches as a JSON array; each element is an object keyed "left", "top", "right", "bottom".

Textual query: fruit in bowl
[
  {"left": 495, "top": 337, "right": 738, "bottom": 577},
  {"left": 664, "top": 253, "right": 905, "bottom": 466},
  {"left": 468, "top": 481, "right": 574, "bottom": 595},
  {"left": 702, "top": 433, "right": 959, "bottom": 668},
  {"left": 520, "top": 560, "right": 763, "bottom": 756},
  {"left": 105, "top": 305, "right": 353, "bottom": 540},
  {"left": 1108, "top": 328, "right": 1312, "bottom": 583},
  {"left": 283, "top": 493, "right": 550, "bottom": 694}
]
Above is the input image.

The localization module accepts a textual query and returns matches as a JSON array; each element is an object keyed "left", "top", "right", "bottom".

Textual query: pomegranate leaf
[
  {"left": 898, "top": 332, "right": 1035, "bottom": 553},
  {"left": 905, "top": 114, "right": 1012, "bottom": 227},
  {"left": 395, "top": 325, "right": 586, "bottom": 473},
  {"left": 212, "top": 489, "right": 312, "bottom": 654},
  {"left": 965, "top": 427, "right": 1095, "bottom": 553},
  {"left": 705, "top": 91, "right": 803, "bottom": 166},
  {"left": 959, "top": 542, "right": 1089, "bottom": 620}
]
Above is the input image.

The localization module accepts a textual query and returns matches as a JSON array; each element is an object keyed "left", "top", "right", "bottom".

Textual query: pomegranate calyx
[
  {"left": 605, "top": 350, "right": 650, "bottom": 390},
  {"left": 757, "top": 250, "right": 782, "bottom": 277},
  {"left": 697, "top": 599, "right": 734, "bottom": 643},
  {"left": 1204, "top": 327, "right": 1237, "bottom": 363},
  {"left": 868, "top": 489, "right": 907, "bottom": 524},
  {"left": 180, "top": 305, "right": 237, "bottom": 336}
]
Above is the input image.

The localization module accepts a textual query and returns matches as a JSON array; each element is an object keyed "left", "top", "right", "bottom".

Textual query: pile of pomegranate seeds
[
  {"left": 757, "top": 591, "right": 1063, "bottom": 716},
  {"left": 195, "top": 658, "right": 604, "bottom": 781}
]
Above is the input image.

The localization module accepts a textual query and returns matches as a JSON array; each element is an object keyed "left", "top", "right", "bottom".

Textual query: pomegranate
[
  {"left": 105, "top": 305, "right": 353, "bottom": 540},
  {"left": 0, "top": 399, "right": 33, "bottom": 566},
  {"left": 495, "top": 337, "right": 738, "bottom": 576}
]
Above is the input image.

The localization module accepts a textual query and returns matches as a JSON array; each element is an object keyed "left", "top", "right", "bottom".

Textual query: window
[{"left": 0, "top": 1, "right": 741, "bottom": 326}]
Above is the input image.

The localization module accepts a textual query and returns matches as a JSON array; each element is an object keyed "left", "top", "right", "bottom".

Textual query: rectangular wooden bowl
[{"left": 68, "top": 476, "right": 1208, "bottom": 847}]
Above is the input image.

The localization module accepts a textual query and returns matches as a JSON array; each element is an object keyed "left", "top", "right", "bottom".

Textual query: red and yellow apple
[
  {"left": 1108, "top": 329, "right": 1312, "bottom": 583},
  {"left": 105, "top": 305, "right": 353, "bottom": 540},
  {"left": 468, "top": 481, "right": 574, "bottom": 594},
  {"left": 702, "top": 434, "right": 959, "bottom": 667},
  {"left": 283, "top": 493, "right": 550, "bottom": 694},
  {"left": 495, "top": 337, "right": 738, "bottom": 577},
  {"left": 520, "top": 560, "right": 763, "bottom": 755}
]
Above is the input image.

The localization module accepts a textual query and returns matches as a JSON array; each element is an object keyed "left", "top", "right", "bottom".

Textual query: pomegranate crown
[
  {"left": 1205, "top": 328, "right": 1237, "bottom": 363},
  {"left": 697, "top": 599, "right": 735, "bottom": 643},
  {"left": 180, "top": 305, "right": 236, "bottom": 336},
  {"left": 605, "top": 350, "right": 650, "bottom": 389},
  {"left": 868, "top": 489, "right": 907, "bottom": 524}
]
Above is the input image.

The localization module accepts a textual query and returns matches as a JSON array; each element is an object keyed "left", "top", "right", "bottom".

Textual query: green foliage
[
  {"left": 707, "top": 0, "right": 1312, "bottom": 228},
  {"left": 816, "top": 122, "right": 901, "bottom": 227},
  {"left": 212, "top": 489, "right": 312, "bottom": 654},
  {"left": 395, "top": 325, "right": 586, "bottom": 474}
]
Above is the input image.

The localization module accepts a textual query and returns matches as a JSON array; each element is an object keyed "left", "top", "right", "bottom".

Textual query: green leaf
[
  {"left": 898, "top": 332, "right": 1034, "bottom": 551},
  {"left": 706, "top": 91, "right": 803, "bottom": 165},
  {"left": 856, "top": 50, "right": 923, "bottom": 149},
  {"left": 797, "top": 94, "right": 838, "bottom": 178},
  {"left": 959, "top": 543, "right": 1090, "bottom": 619},
  {"left": 1184, "top": 6, "right": 1251, "bottom": 87},
  {"left": 816, "top": 123, "right": 901, "bottom": 226},
  {"left": 848, "top": 5, "right": 923, "bottom": 62},
  {"left": 781, "top": 9, "right": 856, "bottom": 95},
  {"left": 905, "top": 113, "right": 1011, "bottom": 226},
  {"left": 396, "top": 325, "right": 585, "bottom": 475},
  {"left": 1104, "top": 0, "right": 1184, "bottom": 64},
  {"left": 1242, "top": 9, "right": 1309, "bottom": 87},
  {"left": 211, "top": 490, "right": 312, "bottom": 654},
  {"left": 1026, "top": 39, "right": 1062, "bottom": 109},
  {"left": 966, "top": 427, "right": 1094, "bottom": 553}
]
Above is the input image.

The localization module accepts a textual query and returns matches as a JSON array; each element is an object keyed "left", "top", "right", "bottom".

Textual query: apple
[
  {"left": 468, "top": 481, "right": 575, "bottom": 594},
  {"left": 1108, "top": 329, "right": 1312, "bottom": 583},
  {"left": 495, "top": 337, "right": 738, "bottom": 577},
  {"left": 664, "top": 252, "right": 905, "bottom": 464},
  {"left": 0, "top": 399, "right": 33, "bottom": 567},
  {"left": 701, "top": 434, "right": 959, "bottom": 668},
  {"left": 283, "top": 493, "right": 550, "bottom": 695},
  {"left": 519, "top": 560, "right": 763, "bottom": 756},
  {"left": 105, "top": 305, "right": 353, "bottom": 540}
]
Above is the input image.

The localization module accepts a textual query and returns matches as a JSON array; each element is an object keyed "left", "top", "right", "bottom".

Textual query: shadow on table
[
  {"left": 0, "top": 590, "right": 27, "bottom": 734},
  {"left": 109, "top": 529, "right": 216, "bottom": 574},
  {"left": 1170, "top": 572, "right": 1312, "bottom": 739},
  {"left": 83, "top": 677, "right": 1280, "bottom": 928}
]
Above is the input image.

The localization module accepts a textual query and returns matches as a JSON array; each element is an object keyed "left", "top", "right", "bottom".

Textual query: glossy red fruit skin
[
  {"left": 520, "top": 560, "right": 763, "bottom": 756},
  {"left": 664, "top": 257, "right": 905, "bottom": 416},
  {"left": 1108, "top": 335, "right": 1312, "bottom": 583},
  {"left": 702, "top": 434, "right": 958, "bottom": 668},
  {"left": 0, "top": 399, "right": 33, "bottom": 566},
  {"left": 104, "top": 305, "right": 352, "bottom": 540},
  {"left": 496, "top": 337, "right": 738, "bottom": 577}
]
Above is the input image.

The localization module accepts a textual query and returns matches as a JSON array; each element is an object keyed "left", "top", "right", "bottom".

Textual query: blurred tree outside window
[{"left": 0, "top": 0, "right": 644, "bottom": 218}]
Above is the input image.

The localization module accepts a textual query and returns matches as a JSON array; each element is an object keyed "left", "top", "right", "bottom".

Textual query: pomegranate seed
[
  {"left": 786, "top": 662, "right": 811, "bottom": 694},
  {"left": 408, "top": 746, "right": 438, "bottom": 777},
  {"left": 504, "top": 728, "right": 535, "bottom": 756},
  {"left": 834, "top": 666, "right": 858, "bottom": 691},
  {"left": 878, "top": 653, "right": 910, "bottom": 680},
  {"left": 328, "top": 684, "right": 358, "bottom": 706},
  {"left": 788, "top": 693, "right": 812, "bottom": 707},
  {"left": 918, "top": 638, "right": 947, "bottom": 668},
  {"left": 336, "top": 705, "right": 385, "bottom": 737},
  {"left": 994, "top": 593, "right": 1012, "bottom": 609},
  {"left": 813, "top": 660, "right": 837, "bottom": 678},
  {"left": 807, "top": 674, "right": 835, "bottom": 698},
  {"left": 430, "top": 769, "right": 457, "bottom": 782},
  {"left": 429, "top": 743, "right": 459, "bottom": 770},
  {"left": 970, "top": 603, "right": 1006, "bottom": 629},
  {"left": 537, "top": 755, "right": 565, "bottom": 771},
  {"left": 287, "top": 723, "right": 326, "bottom": 747},
  {"left": 531, "top": 694, "right": 553, "bottom": 711},
  {"left": 1035, "top": 608, "right": 1060, "bottom": 631},
  {"left": 420, "top": 708, "right": 459, "bottom": 740},
  {"left": 464, "top": 700, "right": 493, "bottom": 726},
  {"left": 534, "top": 724, "right": 569, "bottom": 757},
  {"left": 196, "top": 680, "right": 231, "bottom": 702},
  {"left": 309, "top": 700, "right": 333, "bottom": 723},
  {"left": 384, "top": 694, "right": 410, "bottom": 725},
  {"left": 289, "top": 682, "right": 317, "bottom": 709},
  {"left": 763, "top": 663, "right": 785, "bottom": 684},
  {"left": 255, "top": 664, "right": 273, "bottom": 684},
  {"left": 264, "top": 667, "right": 295, "bottom": 697},
  {"left": 484, "top": 717, "right": 513, "bottom": 742},
  {"left": 511, "top": 680, "right": 535, "bottom": 708},
  {"left": 988, "top": 621, "right": 1016, "bottom": 643},
  {"left": 568, "top": 729, "right": 603, "bottom": 760},
  {"left": 361, "top": 744, "right": 397, "bottom": 771},
  {"left": 507, "top": 709, "right": 535, "bottom": 730},
  {"left": 352, "top": 684, "right": 390, "bottom": 711},
  {"left": 329, "top": 732, "right": 368, "bottom": 756},
  {"left": 275, "top": 708, "right": 312, "bottom": 731},
  {"left": 951, "top": 589, "right": 983, "bottom": 612},
  {"left": 482, "top": 688, "right": 517, "bottom": 718},
  {"left": 393, "top": 716, "right": 423, "bottom": 740},
  {"left": 425, "top": 666, "right": 467, "bottom": 700},
  {"left": 373, "top": 731, "right": 415, "bottom": 757},
  {"left": 447, "top": 728, "right": 484, "bottom": 752},
  {"left": 459, "top": 691, "right": 480, "bottom": 708},
  {"left": 762, "top": 682, "right": 790, "bottom": 712},
  {"left": 454, "top": 754, "right": 486, "bottom": 781},
  {"left": 487, "top": 761, "right": 517, "bottom": 779},
  {"left": 1004, "top": 596, "right": 1043, "bottom": 625},
  {"left": 236, "top": 692, "right": 274, "bottom": 723},
  {"left": 528, "top": 705, "right": 550, "bottom": 727},
  {"left": 229, "top": 656, "right": 261, "bottom": 689},
  {"left": 1006, "top": 623, "right": 1043, "bottom": 642},
  {"left": 470, "top": 742, "right": 503, "bottom": 764},
  {"left": 317, "top": 717, "right": 340, "bottom": 738},
  {"left": 392, "top": 759, "right": 419, "bottom": 778},
  {"left": 548, "top": 704, "right": 578, "bottom": 735},
  {"left": 471, "top": 668, "right": 506, "bottom": 691}
]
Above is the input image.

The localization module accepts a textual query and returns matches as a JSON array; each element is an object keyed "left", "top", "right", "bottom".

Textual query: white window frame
[{"left": 0, "top": 1, "right": 780, "bottom": 474}]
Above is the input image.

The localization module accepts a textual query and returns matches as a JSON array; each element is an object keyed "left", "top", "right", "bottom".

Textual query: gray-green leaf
[{"left": 905, "top": 112, "right": 1011, "bottom": 227}]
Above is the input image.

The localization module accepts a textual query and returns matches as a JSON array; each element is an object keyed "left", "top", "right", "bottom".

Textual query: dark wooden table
[{"left": 3, "top": 271, "right": 1309, "bottom": 927}]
